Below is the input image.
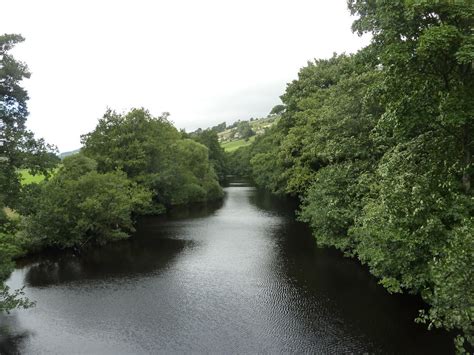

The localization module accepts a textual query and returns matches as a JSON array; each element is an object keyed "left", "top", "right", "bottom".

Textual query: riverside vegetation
[
  {"left": 0, "top": 36, "right": 223, "bottom": 313},
  {"left": 1, "top": 0, "right": 473, "bottom": 352},
  {"left": 227, "top": 0, "right": 473, "bottom": 351}
]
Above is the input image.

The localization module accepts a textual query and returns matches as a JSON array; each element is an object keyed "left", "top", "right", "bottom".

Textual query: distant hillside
[
  {"left": 221, "top": 136, "right": 256, "bottom": 152},
  {"left": 190, "top": 115, "right": 279, "bottom": 147},
  {"left": 59, "top": 148, "right": 80, "bottom": 159},
  {"left": 217, "top": 115, "right": 279, "bottom": 144}
]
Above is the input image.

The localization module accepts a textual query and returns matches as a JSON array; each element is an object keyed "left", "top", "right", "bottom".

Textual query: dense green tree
[
  {"left": 81, "top": 108, "right": 180, "bottom": 178},
  {"left": 227, "top": 145, "right": 252, "bottom": 177},
  {"left": 0, "top": 220, "right": 32, "bottom": 313},
  {"left": 269, "top": 104, "right": 285, "bottom": 115},
  {"left": 236, "top": 121, "right": 255, "bottom": 140},
  {"left": 229, "top": 1, "right": 473, "bottom": 349},
  {"left": 22, "top": 155, "right": 152, "bottom": 249},
  {"left": 299, "top": 161, "right": 372, "bottom": 253},
  {"left": 81, "top": 108, "right": 223, "bottom": 209},
  {"left": 0, "top": 34, "right": 57, "bottom": 208},
  {"left": 0, "top": 34, "right": 56, "bottom": 313},
  {"left": 349, "top": 0, "right": 474, "bottom": 192},
  {"left": 149, "top": 139, "right": 223, "bottom": 205},
  {"left": 211, "top": 122, "right": 227, "bottom": 133},
  {"left": 347, "top": 1, "right": 474, "bottom": 349},
  {"left": 422, "top": 216, "right": 474, "bottom": 349},
  {"left": 227, "top": 125, "right": 284, "bottom": 187},
  {"left": 191, "top": 129, "right": 228, "bottom": 182}
]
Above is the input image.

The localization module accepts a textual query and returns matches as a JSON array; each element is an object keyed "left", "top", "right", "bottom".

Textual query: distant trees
[
  {"left": 269, "top": 104, "right": 285, "bottom": 116},
  {"left": 236, "top": 121, "right": 255, "bottom": 140},
  {"left": 211, "top": 122, "right": 227, "bottom": 133},
  {"left": 191, "top": 129, "right": 228, "bottom": 182}
]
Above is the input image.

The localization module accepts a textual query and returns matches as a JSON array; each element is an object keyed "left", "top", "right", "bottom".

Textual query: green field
[
  {"left": 221, "top": 136, "right": 256, "bottom": 152},
  {"left": 19, "top": 168, "right": 58, "bottom": 185}
]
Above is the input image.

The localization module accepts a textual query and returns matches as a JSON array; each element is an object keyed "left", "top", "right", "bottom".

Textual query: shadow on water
[
  {"left": 0, "top": 314, "right": 35, "bottom": 355},
  {"left": 15, "top": 199, "right": 227, "bottom": 288},
  {"left": 22, "top": 237, "right": 188, "bottom": 287},
  {"left": 1, "top": 235, "right": 189, "bottom": 353},
  {"left": 249, "top": 185, "right": 455, "bottom": 354},
  {"left": 164, "top": 197, "right": 225, "bottom": 220},
  {"left": 0, "top": 178, "right": 456, "bottom": 354}
]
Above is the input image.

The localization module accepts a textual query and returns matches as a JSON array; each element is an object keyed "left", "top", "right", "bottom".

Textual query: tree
[
  {"left": 348, "top": 0, "right": 474, "bottom": 193},
  {"left": 22, "top": 154, "right": 152, "bottom": 249},
  {"left": 347, "top": 1, "right": 474, "bottom": 349},
  {"left": 0, "top": 34, "right": 57, "bottom": 208},
  {"left": 233, "top": 2, "right": 473, "bottom": 347},
  {"left": 269, "top": 104, "right": 285, "bottom": 115},
  {"left": 236, "top": 121, "right": 255, "bottom": 140},
  {"left": 0, "top": 34, "right": 56, "bottom": 313},
  {"left": 192, "top": 129, "right": 227, "bottom": 182},
  {"left": 0, "top": 207, "right": 33, "bottom": 313},
  {"left": 81, "top": 108, "right": 223, "bottom": 209},
  {"left": 210, "top": 122, "right": 226, "bottom": 133}
]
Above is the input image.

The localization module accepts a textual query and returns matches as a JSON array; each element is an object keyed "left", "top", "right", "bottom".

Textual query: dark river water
[{"left": 0, "top": 180, "right": 454, "bottom": 354}]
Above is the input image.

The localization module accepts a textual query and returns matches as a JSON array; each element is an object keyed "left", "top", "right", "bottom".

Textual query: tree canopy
[
  {"left": 0, "top": 34, "right": 57, "bottom": 313},
  {"left": 81, "top": 108, "right": 223, "bottom": 210},
  {"left": 21, "top": 154, "right": 152, "bottom": 249},
  {"left": 190, "top": 129, "right": 228, "bottom": 182},
  {"left": 228, "top": 1, "right": 474, "bottom": 350},
  {"left": 0, "top": 34, "right": 57, "bottom": 208}
]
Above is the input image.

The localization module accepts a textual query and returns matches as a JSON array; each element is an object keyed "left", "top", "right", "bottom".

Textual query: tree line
[
  {"left": 0, "top": 36, "right": 224, "bottom": 313},
  {"left": 228, "top": 0, "right": 473, "bottom": 351}
]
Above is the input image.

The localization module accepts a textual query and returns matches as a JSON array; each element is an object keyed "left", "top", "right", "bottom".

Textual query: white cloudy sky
[{"left": 2, "top": 0, "right": 370, "bottom": 152}]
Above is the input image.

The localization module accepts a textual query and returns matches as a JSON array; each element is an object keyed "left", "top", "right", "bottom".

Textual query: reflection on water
[
  {"left": 23, "top": 237, "right": 188, "bottom": 287},
  {"left": 0, "top": 319, "right": 32, "bottom": 355},
  {"left": 0, "top": 179, "right": 454, "bottom": 354}
]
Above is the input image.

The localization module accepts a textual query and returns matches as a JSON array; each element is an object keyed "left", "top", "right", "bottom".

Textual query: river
[{"left": 0, "top": 179, "right": 454, "bottom": 354}]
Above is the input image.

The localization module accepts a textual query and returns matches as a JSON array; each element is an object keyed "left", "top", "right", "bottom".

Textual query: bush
[{"left": 22, "top": 155, "right": 152, "bottom": 249}]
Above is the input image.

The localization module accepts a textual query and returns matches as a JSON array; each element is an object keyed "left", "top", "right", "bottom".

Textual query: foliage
[
  {"left": 418, "top": 216, "right": 474, "bottom": 351},
  {"left": 269, "top": 104, "right": 285, "bottom": 115},
  {"left": 191, "top": 129, "right": 228, "bottom": 181},
  {"left": 0, "top": 284, "right": 33, "bottom": 314},
  {"left": 230, "top": 1, "right": 473, "bottom": 349},
  {"left": 210, "top": 121, "right": 227, "bottom": 133},
  {"left": 0, "top": 34, "right": 58, "bottom": 208},
  {"left": 0, "top": 33, "right": 59, "bottom": 313},
  {"left": 236, "top": 121, "right": 255, "bottom": 140},
  {"left": 227, "top": 125, "right": 284, "bottom": 187},
  {"left": 227, "top": 145, "right": 253, "bottom": 176},
  {"left": 348, "top": 1, "right": 473, "bottom": 349},
  {"left": 81, "top": 108, "right": 223, "bottom": 209},
  {"left": 299, "top": 161, "right": 372, "bottom": 253},
  {"left": 21, "top": 154, "right": 152, "bottom": 249},
  {"left": 0, "top": 221, "right": 33, "bottom": 313}
]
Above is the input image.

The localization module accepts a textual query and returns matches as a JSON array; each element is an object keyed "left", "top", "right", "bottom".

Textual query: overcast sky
[{"left": 3, "top": 0, "right": 370, "bottom": 152}]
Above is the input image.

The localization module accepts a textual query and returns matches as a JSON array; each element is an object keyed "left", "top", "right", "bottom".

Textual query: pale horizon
[{"left": 2, "top": 0, "right": 370, "bottom": 152}]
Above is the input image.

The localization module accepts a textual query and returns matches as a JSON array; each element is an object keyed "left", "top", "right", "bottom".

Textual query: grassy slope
[
  {"left": 19, "top": 168, "right": 59, "bottom": 185},
  {"left": 221, "top": 136, "right": 256, "bottom": 152},
  {"left": 19, "top": 170, "right": 47, "bottom": 184}
]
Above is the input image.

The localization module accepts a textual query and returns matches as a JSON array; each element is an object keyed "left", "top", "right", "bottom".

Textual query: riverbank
[{"left": 1, "top": 180, "right": 454, "bottom": 353}]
